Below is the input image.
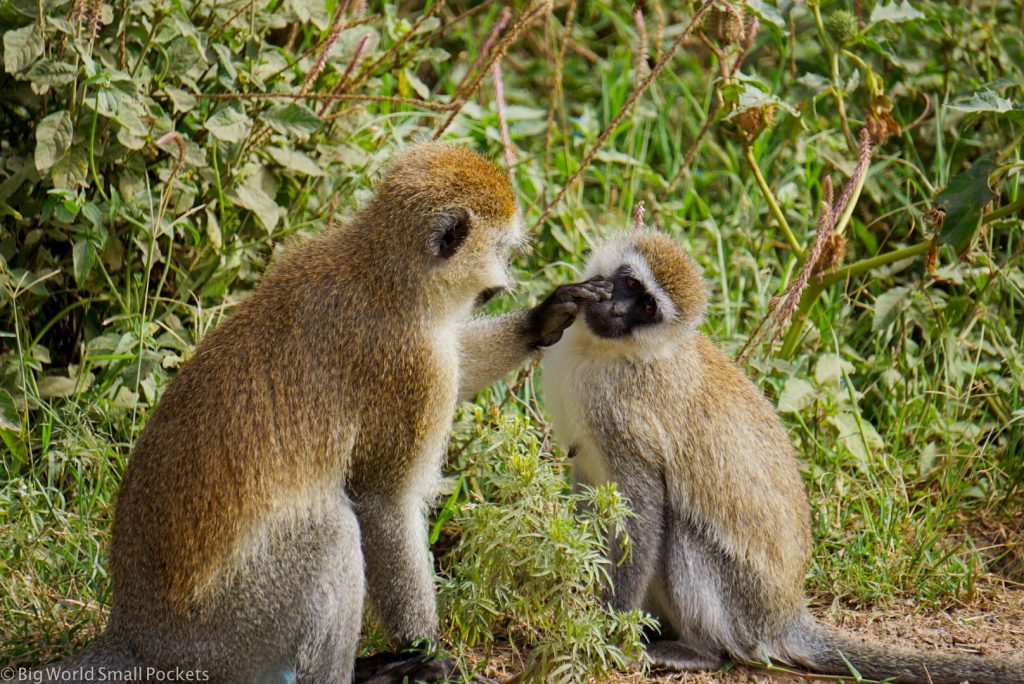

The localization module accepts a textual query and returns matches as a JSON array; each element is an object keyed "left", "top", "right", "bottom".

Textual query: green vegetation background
[{"left": 1, "top": 0, "right": 1022, "bottom": 680}]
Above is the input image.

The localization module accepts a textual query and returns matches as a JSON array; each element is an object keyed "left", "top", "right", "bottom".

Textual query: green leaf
[
  {"left": 777, "top": 378, "right": 814, "bottom": 413},
  {"left": 871, "top": 286, "right": 910, "bottom": 332},
  {"left": 745, "top": 0, "right": 786, "bottom": 29},
  {"left": 829, "top": 412, "right": 884, "bottom": 463},
  {"left": 0, "top": 389, "right": 20, "bottom": 432},
  {"left": 229, "top": 176, "right": 281, "bottom": 232},
  {"left": 260, "top": 103, "right": 322, "bottom": 139},
  {"left": 52, "top": 147, "right": 88, "bottom": 189},
  {"left": 205, "top": 106, "right": 251, "bottom": 142},
  {"left": 815, "top": 354, "right": 854, "bottom": 385},
  {"left": 38, "top": 375, "right": 77, "bottom": 398},
  {"left": 949, "top": 89, "right": 1017, "bottom": 114},
  {"left": 164, "top": 86, "right": 198, "bottom": 114},
  {"left": 24, "top": 59, "right": 77, "bottom": 93},
  {"left": 34, "top": 110, "right": 73, "bottom": 173},
  {"left": 269, "top": 147, "right": 326, "bottom": 176},
  {"left": 933, "top": 156, "right": 997, "bottom": 255},
  {"left": 869, "top": 1, "right": 924, "bottom": 24},
  {"left": 73, "top": 235, "right": 98, "bottom": 286},
  {"left": 3, "top": 24, "right": 43, "bottom": 74}
]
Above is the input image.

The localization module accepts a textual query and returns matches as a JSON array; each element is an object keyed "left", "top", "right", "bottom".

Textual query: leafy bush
[{"left": 438, "top": 407, "right": 654, "bottom": 682}]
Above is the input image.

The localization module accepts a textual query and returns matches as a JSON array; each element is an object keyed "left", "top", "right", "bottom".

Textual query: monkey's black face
[{"left": 583, "top": 267, "right": 662, "bottom": 338}]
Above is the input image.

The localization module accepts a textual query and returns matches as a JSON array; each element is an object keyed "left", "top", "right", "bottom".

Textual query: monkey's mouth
[
  {"left": 583, "top": 303, "right": 630, "bottom": 339},
  {"left": 475, "top": 286, "right": 505, "bottom": 307}
]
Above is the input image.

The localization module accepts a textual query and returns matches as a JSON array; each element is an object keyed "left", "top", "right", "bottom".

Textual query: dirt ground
[{"left": 472, "top": 581, "right": 1024, "bottom": 682}]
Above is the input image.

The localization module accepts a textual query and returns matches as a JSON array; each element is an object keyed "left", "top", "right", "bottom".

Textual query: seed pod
[
  {"left": 826, "top": 10, "right": 858, "bottom": 47},
  {"left": 735, "top": 103, "right": 777, "bottom": 140},
  {"left": 707, "top": 3, "right": 747, "bottom": 46}
]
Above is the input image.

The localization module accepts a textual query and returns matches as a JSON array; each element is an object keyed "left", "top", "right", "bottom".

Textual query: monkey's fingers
[
  {"left": 558, "top": 284, "right": 608, "bottom": 304},
  {"left": 584, "top": 277, "right": 615, "bottom": 296}
]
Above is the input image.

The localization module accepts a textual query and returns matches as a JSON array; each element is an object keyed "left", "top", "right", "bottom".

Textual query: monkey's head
[
  {"left": 577, "top": 229, "right": 707, "bottom": 355},
  {"left": 366, "top": 142, "right": 523, "bottom": 312}
]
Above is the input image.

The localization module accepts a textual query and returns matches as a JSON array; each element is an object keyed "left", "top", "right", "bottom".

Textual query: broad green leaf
[
  {"left": 38, "top": 375, "right": 77, "bottom": 398},
  {"left": 872, "top": 286, "right": 910, "bottom": 332},
  {"left": 933, "top": 156, "right": 996, "bottom": 255},
  {"left": 869, "top": 1, "right": 924, "bottom": 23},
  {"left": 51, "top": 147, "right": 88, "bottom": 189},
  {"left": 205, "top": 106, "right": 251, "bottom": 142},
  {"left": 815, "top": 354, "right": 854, "bottom": 385},
  {"left": 205, "top": 207, "right": 222, "bottom": 250},
  {"left": 261, "top": 103, "right": 322, "bottom": 139},
  {"left": 34, "top": 110, "right": 73, "bottom": 173},
  {"left": 829, "top": 412, "right": 884, "bottom": 463},
  {"left": 402, "top": 68, "right": 431, "bottom": 99},
  {"left": 24, "top": 58, "right": 76, "bottom": 93},
  {"left": 286, "top": 0, "right": 330, "bottom": 29},
  {"left": 72, "top": 236, "right": 98, "bottom": 286},
  {"left": 0, "top": 389, "right": 20, "bottom": 432},
  {"left": 949, "top": 89, "right": 1016, "bottom": 114},
  {"left": 164, "top": 86, "right": 198, "bottom": 114},
  {"left": 229, "top": 177, "right": 281, "bottom": 232},
  {"left": 269, "top": 147, "right": 326, "bottom": 176},
  {"left": 3, "top": 24, "right": 43, "bottom": 74},
  {"left": 745, "top": 0, "right": 785, "bottom": 29},
  {"left": 777, "top": 378, "right": 814, "bottom": 413}
]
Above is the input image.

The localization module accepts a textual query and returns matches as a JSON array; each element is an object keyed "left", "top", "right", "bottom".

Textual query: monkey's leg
[
  {"left": 357, "top": 492, "right": 438, "bottom": 642},
  {"left": 293, "top": 498, "right": 363, "bottom": 683},
  {"left": 107, "top": 495, "right": 362, "bottom": 684},
  {"left": 596, "top": 440, "right": 667, "bottom": 611},
  {"left": 353, "top": 491, "right": 457, "bottom": 684},
  {"left": 646, "top": 640, "right": 727, "bottom": 672}
]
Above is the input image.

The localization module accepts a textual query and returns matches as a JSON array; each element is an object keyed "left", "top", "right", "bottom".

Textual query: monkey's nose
[{"left": 611, "top": 301, "right": 629, "bottom": 316}]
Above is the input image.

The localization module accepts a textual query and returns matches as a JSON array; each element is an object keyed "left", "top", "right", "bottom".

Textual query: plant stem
[
  {"left": 820, "top": 241, "right": 931, "bottom": 287},
  {"left": 743, "top": 144, "right": 804, "bottom": 259},
  {"left": 984, "top": 194, "right": 1024, "bottom": 223},
  {"left": 779, "top": 241, "right": 932, "bottom": 358},
  {"left": 812, "top": 2, "right": 856, "bottom": 153}
]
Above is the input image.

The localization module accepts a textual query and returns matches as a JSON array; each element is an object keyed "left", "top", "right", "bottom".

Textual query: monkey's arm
[{"left": 458, "top": 279, "right": 611, "bottom": 401}]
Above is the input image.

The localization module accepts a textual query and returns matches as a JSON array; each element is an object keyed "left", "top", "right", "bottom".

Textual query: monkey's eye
[
  {"left": 639, "top": 295, "right": 657, "bottom": 318},
  {"left": 624, "top": 276, "right": 642, "bottom": 291}
]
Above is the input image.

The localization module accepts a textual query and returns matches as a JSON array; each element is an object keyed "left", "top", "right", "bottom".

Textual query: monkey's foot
[
  {"left": 354, "top": 653, "right": 458, "bottom": 683},
  {"left": 645, "top": 640, "right": 726, "bottom": 672}
]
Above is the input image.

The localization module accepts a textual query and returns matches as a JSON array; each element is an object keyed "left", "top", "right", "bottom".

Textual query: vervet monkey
[
  {"left": 541, "top": 228, "right": 1024, "bottom": 684},
  {"left": 31, "top": 143, "right": 610, "bottom": 684}
]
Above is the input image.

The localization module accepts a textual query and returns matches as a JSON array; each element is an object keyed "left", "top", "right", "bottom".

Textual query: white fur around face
[{"left": 572, "top": 234, "right": 691, "bottom": 362}]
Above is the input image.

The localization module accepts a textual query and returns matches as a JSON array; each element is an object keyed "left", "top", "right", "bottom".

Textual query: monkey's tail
[
  {"left": 781, "top": 612, "right": 1024, "bottom": 684},
  {"left": 29, "top": 636, "right": 141, "bottom": 684}
]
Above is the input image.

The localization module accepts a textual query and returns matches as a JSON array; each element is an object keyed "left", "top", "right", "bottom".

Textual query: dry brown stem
[
  {"left": 529, "top": 1, "right": 716, "bottom": 232},
  {"left": 633, "top": 1, "right": 650, "bottom": 77},
  {"left": 492, "top": 61, "right": 516, "bottom": 174},
  {"left": 457, "top": 7, "right": 514, "bottom": 99},
  {"left": 433, "top": 0, "right": 552, "bottom": 139},
  {"left": 201, "top": 91, "right": 457, "bottom": 112}
]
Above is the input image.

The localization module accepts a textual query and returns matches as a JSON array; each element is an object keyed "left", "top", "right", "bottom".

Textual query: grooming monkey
[
  {"left": 32, "top": 143, "right": 610, "bottom": 684},
  {"left": 541, "top": 228, "right": 1024, "bottom": 684}
]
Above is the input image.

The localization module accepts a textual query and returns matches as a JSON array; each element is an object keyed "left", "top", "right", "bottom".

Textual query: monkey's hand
[{"left": 527, "top": 277, "right": 613, "bottom": 348}]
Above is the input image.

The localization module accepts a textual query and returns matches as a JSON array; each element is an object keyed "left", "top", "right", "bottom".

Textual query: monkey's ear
[{"left": 427, "top": 208, "right": 471, "bottom": 259}]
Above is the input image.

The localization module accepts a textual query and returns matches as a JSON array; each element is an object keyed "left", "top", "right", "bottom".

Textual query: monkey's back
[
  {"left": 660, "top": 337, "right": 812, "bottom": 622},
  {"left": 110, "top": 232, "right": 449, "bottom": 615}
]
